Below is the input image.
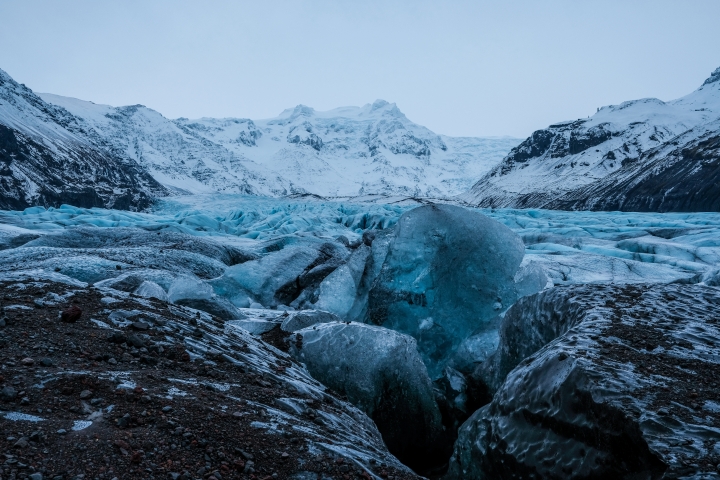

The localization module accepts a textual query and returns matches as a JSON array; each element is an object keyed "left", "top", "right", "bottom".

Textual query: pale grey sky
[{"left": 0, "top": 0, "right": 718, "bottom": 137}]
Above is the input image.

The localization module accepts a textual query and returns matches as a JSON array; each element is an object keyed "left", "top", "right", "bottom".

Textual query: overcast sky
[{"left": 0, "top": 0, "right": 718, "bottom": 137}]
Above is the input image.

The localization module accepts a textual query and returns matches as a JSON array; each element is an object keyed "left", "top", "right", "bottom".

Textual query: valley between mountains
[{"left": 1, "top": 66, "right": 720, "bottom": 480}]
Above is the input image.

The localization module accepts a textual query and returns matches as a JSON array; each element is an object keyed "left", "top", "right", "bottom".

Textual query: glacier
[
  {"left": 2, "top": 194, "right": 720, "bottom": 377},
  {"left": 367, "top": 204, "right": 524, "bottom": 379},
  {"left": 2, "top": 194, "right": 720, "bottom": 476}
]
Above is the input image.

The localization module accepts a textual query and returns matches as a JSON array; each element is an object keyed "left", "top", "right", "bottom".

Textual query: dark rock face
[
  {"left": 555, "top": 123, "right": 720, "bottom": 212},
  {"left": 504, "top": 129, "right": 556, "bottom": 164},
  {"left": 568, "top": 124, "right": 612, "bottom": 155},
  {"left": 287, "top": 122, "right": 324, "bottom": 151},
  {"left": 0, "top": 69, "right": 167, "bottom": 211},
  {"left": 702, "top": 66, "right": 720, "bottom": 86},
  {"left": 447, "top": 284, "right": 720, "bottom": 479}
]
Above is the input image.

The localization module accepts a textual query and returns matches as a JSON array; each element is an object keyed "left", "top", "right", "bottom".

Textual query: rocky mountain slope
[
  {"left": 0, "top": 69, "right": 167, "bottom": 211},
  {"left": 461, "top": 67, "right": 720, "bottom": 212},
  {"left": 39, "top": 93, "right": 520, "bottom": 198}
]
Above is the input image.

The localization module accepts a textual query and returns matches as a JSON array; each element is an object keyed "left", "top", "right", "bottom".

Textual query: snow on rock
[
  {"left": 0, "top": 68, "right": 167, "bottom": 210},
  {"left": 39, "top": 93, "right": 520, "bottom": 198},
  {"left": 288, "top": 321, "right": 447, "bottom": 472},
  {"left": 368, "top": 204, "right": 524, "bottom": 378},
  {"left": 448, "top": 283, "right": 720, "bottom": 479},
  {"left": 461, "top": 66, "right": 720, "bottom": 212}
]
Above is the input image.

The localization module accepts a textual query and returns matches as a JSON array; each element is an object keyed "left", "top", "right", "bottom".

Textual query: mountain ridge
[
  {"left": 38, "top": 93, "right": 520, "bottom": 199},
  {"left": 460, "top": 66, "right": 720, "bottom": 212},
  {"left": 0, "top": 68, "right": 167, "bottom": 210}
]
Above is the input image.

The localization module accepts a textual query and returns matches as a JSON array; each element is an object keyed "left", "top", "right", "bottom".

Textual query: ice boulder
[
  {"left": 212, "top": 241, "right": 348, "bottom": 309},
  {"left": 288, "top": 322, "right": 447, "bottom": 472},
  {"left": 134, "top": 281, "right": 168, "bottom": 302},
  {"left": 280, "top": 310, "right": 340, "bottom": 332},
  {"left": 368, "top": 204, "right": 524, "bottom": 378},
  {"left": 513, "top": 260, "right": 553, "bottom": 299},
  {"left": 447, "top": 284, "right": 720, "bottom": 480},
  {"left": 168, "top": 276, "right": 244, "bottom": 320},
  {"left": 311, "top": 245, "right": 372, "bottom": 320}
]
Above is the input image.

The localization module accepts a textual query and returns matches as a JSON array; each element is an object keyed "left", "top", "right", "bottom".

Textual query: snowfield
[{"left": 39, "top": 93, "right": 520, "bottom": 198}]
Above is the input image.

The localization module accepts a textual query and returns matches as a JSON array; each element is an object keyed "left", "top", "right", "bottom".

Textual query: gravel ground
[{"left": 0, "top": 279, "right": 419, "bottom": 480}]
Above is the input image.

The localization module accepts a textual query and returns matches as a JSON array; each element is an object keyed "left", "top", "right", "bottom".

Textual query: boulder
[
  {"left": 447, "top": 284, "right": 720, "bottom": 480},
  {"left": 368, "top": 204, "right": 524, "bottom": 378},
  {"left": 212, "top": 242, "right": 348, "bottom": 309}
]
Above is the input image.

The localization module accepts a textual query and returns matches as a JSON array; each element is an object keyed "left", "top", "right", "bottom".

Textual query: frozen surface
[
  {"left": 2, "top": 198, "right": 719, "bottom": 290},
  {"left": 368, "top": 205, "right": 524, "bottom": 379},
  {"left": 3, "top": 196, "right": 720, "bottom": 391},
  {"left": 448, "top": 284, "right": 720, "bottom": 480},
  {"left": 289, "top": 322, "right": 446, "bottom": 471}
]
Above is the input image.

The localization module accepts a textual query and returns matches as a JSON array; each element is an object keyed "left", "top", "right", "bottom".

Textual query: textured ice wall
[
  {"left": 368, "top": 205, "right": 524, "bottom": 379},
  {"left": 3, "top": 198, "right": 720, "bottom": 287},
  {"left": 289, "top": 321, "right": 447, "bottom": 471}
]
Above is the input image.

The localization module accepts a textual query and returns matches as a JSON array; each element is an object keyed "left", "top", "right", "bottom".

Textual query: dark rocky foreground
[
  {"left": 0, "top": 278, "right": 418, "bottom": 480},
  {"left": 447, "top": 284, "right": 720, "bottom": 479}
]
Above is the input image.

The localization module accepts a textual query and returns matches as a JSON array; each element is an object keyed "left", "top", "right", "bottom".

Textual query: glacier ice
[
  {"left": 288, "top": 321, "right": 447, "bottom": 471},
  {"left": 212, "top": 240, "right": 348, "bottom": 309},
  {"left": 311, "top": 244, "right": 371, "bottom": 320},
  {"left": 280, "top": 310, "right": 340, "bottom": 332},
  {"left": 4, "top": 195, "right": 720, "bottom": 475},
  {"left": 513, "top": 260, "right": 553, "bottom": 299},
  {"left": 368, "top": 204, "right": 525, "bottom": 378},
  {"left": 168, "top": 275, "right": 244, "bottom": 320},
  {"left": 133, "top": 280, "right": 168, "bottom": 301},
  {"left": 447, "top": 284, "right": 720, "bottom": 480}
]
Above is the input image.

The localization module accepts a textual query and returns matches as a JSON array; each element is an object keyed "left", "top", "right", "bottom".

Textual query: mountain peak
[
  {"left": 702, "top": 66, "right": 720, "bottom": 86},
  {"left": 366, "top": 99, "right": 405, "bottom": 119},
  {"left": 371, "top": 99, "right": 391, "bottom": 110}
]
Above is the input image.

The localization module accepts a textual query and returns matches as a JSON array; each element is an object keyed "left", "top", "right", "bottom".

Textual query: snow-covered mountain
[
  {"left": 0, "top": 68, "right": 167, "bottom": 210},
  {"left": 39, "top": 94, "right": 520, "bottom": 198},
  {"left": 461, "top": 67, "right": 720, "bottom": 212}
]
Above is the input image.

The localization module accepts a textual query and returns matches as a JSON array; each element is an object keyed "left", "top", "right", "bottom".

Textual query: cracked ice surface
[{"left": 0, "top": 197, "right": 719, "bottom": 287}]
